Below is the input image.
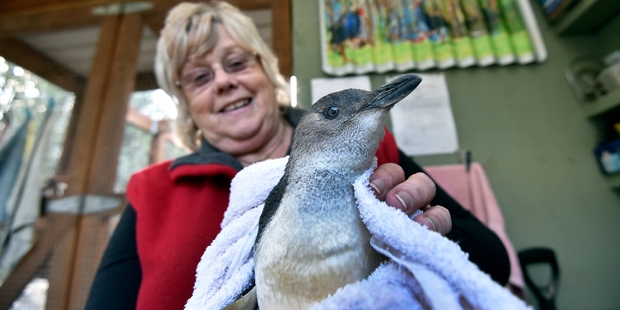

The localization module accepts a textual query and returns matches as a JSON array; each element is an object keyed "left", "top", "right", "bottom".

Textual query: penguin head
[{"left": 291, "top": 74, "right": 421, "bottom": 173}]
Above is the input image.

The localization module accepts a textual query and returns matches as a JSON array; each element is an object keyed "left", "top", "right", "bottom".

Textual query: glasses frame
[{"left": 175, "top": 50, "right": 259, "bottom": 92}]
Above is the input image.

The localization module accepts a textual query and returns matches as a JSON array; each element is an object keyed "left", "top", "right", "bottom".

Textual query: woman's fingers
[
  {"left": 369, "top": 165, "right": 451, "bottom": 235},
  {"left": 413, "top": 205, "right": 452, "bottom": 236},
  {"left": 368, "top": 163, "right": 405, "bottom": 201},
  {"left": 384, "top": 172, "right": 436, "bottom": 216}
]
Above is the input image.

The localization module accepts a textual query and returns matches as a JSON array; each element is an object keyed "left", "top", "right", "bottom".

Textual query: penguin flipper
[{"left": 224, "top": 285, "right": 258, "bottom": 310}]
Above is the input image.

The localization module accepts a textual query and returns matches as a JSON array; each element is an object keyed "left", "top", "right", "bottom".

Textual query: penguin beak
[{"left": 365, "top": 74, "right": 422, "bottom": 110}]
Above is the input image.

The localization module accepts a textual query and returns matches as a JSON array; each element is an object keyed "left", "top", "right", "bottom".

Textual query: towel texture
[{"left": 186, "top": 157, "right": 530, "bottom": 310}]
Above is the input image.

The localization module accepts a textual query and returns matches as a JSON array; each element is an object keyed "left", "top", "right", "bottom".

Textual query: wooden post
[
  {"left": 271, "top": 0, "right": 292, "bottom": 78},
  {"left": 45, "top": 12, "right": 143, "bottom": 310}
]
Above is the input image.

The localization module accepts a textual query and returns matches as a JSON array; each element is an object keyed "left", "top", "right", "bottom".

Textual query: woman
[{"left": 86, "top": 2, "right": 509, "bottom": 309}]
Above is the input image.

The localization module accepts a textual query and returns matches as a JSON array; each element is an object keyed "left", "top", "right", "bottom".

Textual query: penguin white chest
[{"left": 254, "top": 194, "right": 382, "bottom": 310}]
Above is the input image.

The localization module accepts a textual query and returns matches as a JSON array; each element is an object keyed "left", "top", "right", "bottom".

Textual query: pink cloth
[{"left": 424, "top": 162, "right": 525, "bottom": 298}]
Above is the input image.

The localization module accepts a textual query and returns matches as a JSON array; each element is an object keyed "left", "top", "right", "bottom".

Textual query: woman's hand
[{"left": 368, "top": 163, "right": 452, "bottom": 236}]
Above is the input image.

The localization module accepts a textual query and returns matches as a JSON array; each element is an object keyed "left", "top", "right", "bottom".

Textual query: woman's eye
[
  {"left": 323, "top": 105, "right": 340, "bottom": 119},
  {"left": 192, "top": 72, "right": 212, "bottom": 85},
  {"left": 226, "top": 59, "right": 247, "bottom": 72}
]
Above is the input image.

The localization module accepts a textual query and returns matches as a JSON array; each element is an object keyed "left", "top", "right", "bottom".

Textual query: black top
[{"left": 86, "top": 108, "right": 510, "bottom": 309}]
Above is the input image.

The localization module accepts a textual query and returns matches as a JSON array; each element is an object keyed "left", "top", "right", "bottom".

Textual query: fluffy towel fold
[{"left": 186, "top": 157, "right": 530, "bottom": 310}]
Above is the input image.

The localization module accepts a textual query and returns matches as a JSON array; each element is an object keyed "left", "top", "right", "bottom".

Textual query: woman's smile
[{"left": 220, "top": 98, "right": 252, "bottom": 113}]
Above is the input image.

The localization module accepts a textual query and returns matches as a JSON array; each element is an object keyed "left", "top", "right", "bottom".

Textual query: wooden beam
[
  {"left": 45, "top": 217, "right": 78, "bottom": 310},
  {"left": 88, "top": 13, "right": 143, "bottom": 194},
  {"left": 0, "top": 7, "right": 103, "bottom": 38},
  {"left": 0, "top": 0, "right": 271, "bottom": 17},
  {"left": 67, "top": 213, "right": 120, "bottom": 309},
  {"left": 62, "top": 15, "right": 121, "bottom": 197},
  {"left": 0, "top": 0, "right": 121, "bottom": 17},
  {"left": 0, "top": 0, "right": 271, "bottom": 38},
  {"left": 46, "top": 12, "right": 144, "bottom": 309},
  {"left": 42, "top": 200, "right": 125, "bottom": 310},
  {"left": 46, "top": 15, "right": 123, "bottom": 309},
  {"left": 0, "top": 38, "right": 85, "bottom": 94},
  {"left": 225, "top": 0, "right": 272, "bottom": 10},
  {"left": 271, "top": 0, "right": 292, "bottom": 78}
]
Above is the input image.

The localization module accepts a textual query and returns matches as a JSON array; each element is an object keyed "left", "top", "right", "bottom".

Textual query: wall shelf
[
  {"left": 581, "top": 88, "right": 620, "bottom": 118},
  {"left": 585, "top": 89, "right": 620, "bottom": 189},
  {"left": 553, "top": 0, "right": 620, "bottom": 35}
]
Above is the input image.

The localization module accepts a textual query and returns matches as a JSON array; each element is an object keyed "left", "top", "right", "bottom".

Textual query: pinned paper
[{"left": 388, "top": 73, "right": 459, "bottom": 156}]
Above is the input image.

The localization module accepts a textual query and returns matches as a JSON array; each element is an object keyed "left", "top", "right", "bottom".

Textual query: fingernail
[
  {"left": 427, "top": 217, "right": 438, "bottom": 232},
  {"left": 394, "top": 191, "right": 412, "bottom": 211},
  {"left": 414, "top": 214, "right": 435, "bottom": 231},
  {"left": 369, "top": 179, "right": 385, "bottom": 196}
]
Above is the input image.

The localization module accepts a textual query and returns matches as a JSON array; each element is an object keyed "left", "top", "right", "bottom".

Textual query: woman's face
[{"left": 180, "top": 25, "right": 280, "bottom": 155}]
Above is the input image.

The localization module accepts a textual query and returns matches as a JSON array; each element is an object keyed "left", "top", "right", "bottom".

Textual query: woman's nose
[{"left": 212, "top": 65, "right": 237, "bottom": 94}]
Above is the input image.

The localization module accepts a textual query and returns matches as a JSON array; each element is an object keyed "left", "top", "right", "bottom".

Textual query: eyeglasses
[{"left": 176, "top": 51, "right": 258, "bottom": 92}]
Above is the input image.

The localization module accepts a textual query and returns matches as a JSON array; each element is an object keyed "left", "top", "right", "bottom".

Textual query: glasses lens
[
  {"left": 182, "top": 68, "right": 213, "bottom": 90},
  {"left": 179, "top": 51, "right": 256, "bottom": 91},
  {"left": 225, "top": 52, "right": 256, "bottom": 73}
]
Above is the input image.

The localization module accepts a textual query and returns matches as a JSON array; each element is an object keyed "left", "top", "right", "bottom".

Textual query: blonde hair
[{"left": 155, "top": 1, "right": 290, "bottom": 151}]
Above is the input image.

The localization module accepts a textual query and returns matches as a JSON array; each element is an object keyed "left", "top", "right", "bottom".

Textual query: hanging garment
[
  {"left": 0, "top": 116, "right": 30, "bottom": 223},
  {"left": 424, "top": 162, "right": 525, "bottom": 298},
  {"left": 0, "top": 117, "right": 10, "bottom": 148},
  {"left": 0, "top": 99, "right": 58, "bottom": 271}
]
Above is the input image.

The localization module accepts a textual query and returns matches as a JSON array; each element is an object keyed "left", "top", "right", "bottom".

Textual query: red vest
[{"left": 126, "top": 129, "right": 401, "bottom": 309}]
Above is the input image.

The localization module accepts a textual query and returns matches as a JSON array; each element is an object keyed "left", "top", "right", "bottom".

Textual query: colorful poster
[
  {"left": 498, "top": 0, "right": 535, "bottom": 64},
  {"left": 479, "top": 0, "right": 515, "bottom": 65},
  {"left": 321, "top": 0, "right": 375, "bottom": 75},
  {"left": 368, "top": 0, "right": 397, "bottom": 72},
  {"left": 317, "top": 0, "right": 544, "bottom": 75},
  {"left": 461, "top": 0, "right": 495, "bottom": 66},
  {"left": 422, "top": 0, "right": 456, "bottom": 69},
  {"left": 351, "top": 0, "right": 377, "bottom": 73},
  {"left": 439, "top": 0, "right": 476, "bottom": 68},
  {"left": 388, "top": 0, "right": 416, "bottom": 72},
  {"left": 403, "top": 0, "right": 435, "bottom": 70}
]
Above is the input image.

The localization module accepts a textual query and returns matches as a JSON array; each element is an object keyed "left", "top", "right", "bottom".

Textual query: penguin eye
[{"left": 323, "top": 105, "right": 340, "bottom": 119}]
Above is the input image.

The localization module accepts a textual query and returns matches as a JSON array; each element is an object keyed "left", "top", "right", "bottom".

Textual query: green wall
[{"left": 292, "top": 1, "right": 620, "bottom": 309}]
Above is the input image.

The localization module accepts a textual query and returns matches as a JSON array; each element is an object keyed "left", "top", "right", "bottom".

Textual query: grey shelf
[
  {"left": 581, "top": 88, "right": 620, "bottom": 118},
  {"left": 553, "top": 0, "right": 620, "bottom": 35}
]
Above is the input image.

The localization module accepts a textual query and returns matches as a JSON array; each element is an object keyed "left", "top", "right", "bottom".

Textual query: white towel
[{"left": 186, "top": 157, "right": 530, "bottom": 310}]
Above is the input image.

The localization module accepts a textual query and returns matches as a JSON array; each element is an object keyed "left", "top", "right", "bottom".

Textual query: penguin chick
[{"left": 253, "top": 74, "right": 422, "bottom": 310}]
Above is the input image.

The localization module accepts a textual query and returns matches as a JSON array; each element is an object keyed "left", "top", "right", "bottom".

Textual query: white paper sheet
[
  {"left": 388, "top": 73, "right": 459, "bottom": 156},
  {"left": 311, "top": 76, "right": 371, "bottom": 104}
]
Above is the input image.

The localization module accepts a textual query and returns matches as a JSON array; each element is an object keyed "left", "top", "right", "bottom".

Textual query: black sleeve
[
  {"left": 85, "top": 205, "right": 142, "bottom": 310},
  {"left": 398, "top": 151, "right": 511, "bottom": 285}
]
